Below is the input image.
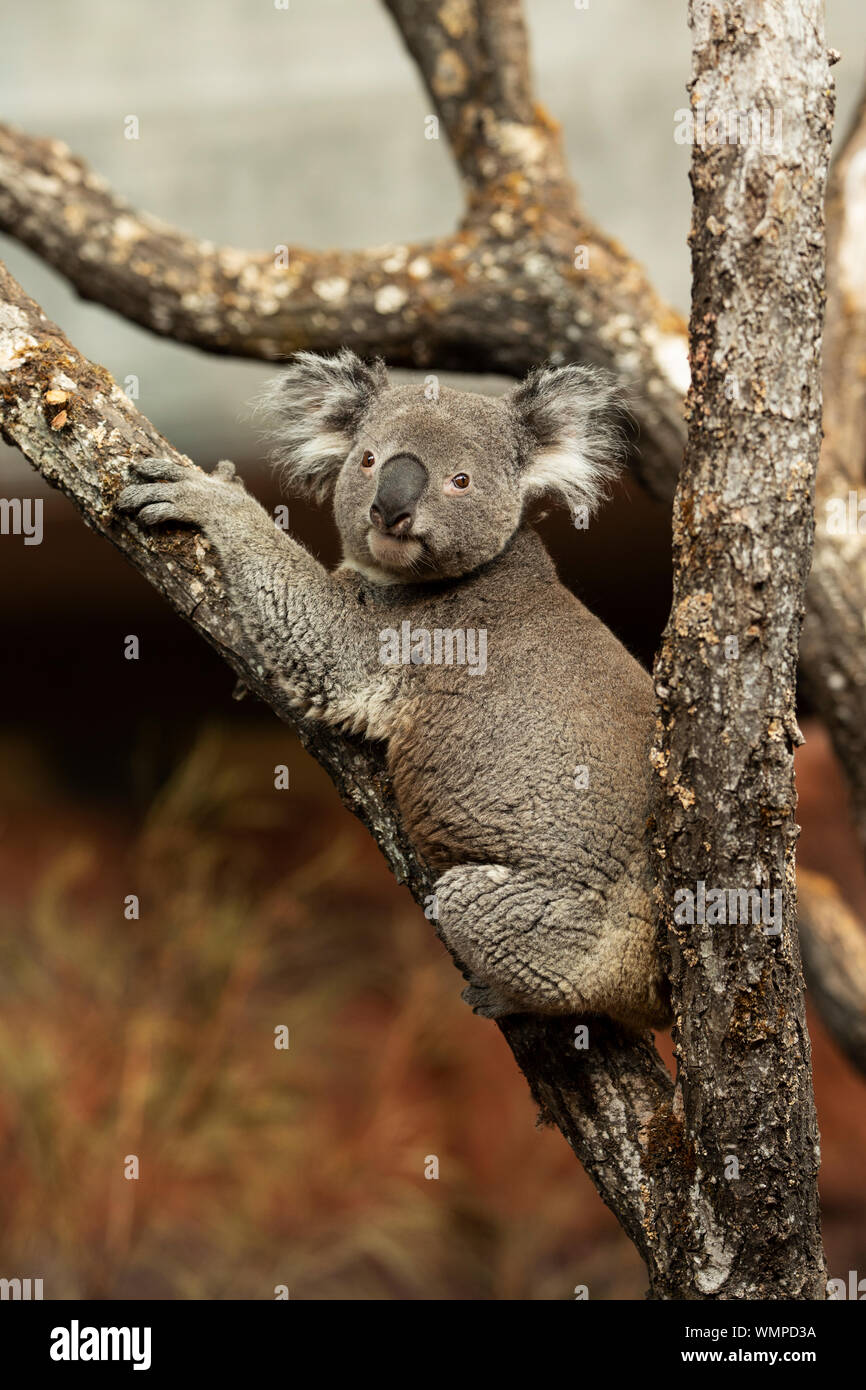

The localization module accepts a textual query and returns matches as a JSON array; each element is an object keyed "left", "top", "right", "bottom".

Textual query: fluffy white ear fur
[
  {"left": 256, "top": 349, "right": 388, "bottom": 501},
  {"left": 508, "top": 363, "right": 630, "bottom": 517}
]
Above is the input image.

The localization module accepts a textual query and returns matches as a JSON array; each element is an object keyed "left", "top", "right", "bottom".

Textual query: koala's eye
[
  {"left": 445, "top": 472, "right": 471, "bottom": 495},
  {"left": 361, "top": 450, "right": 376, "bottom": 470}
]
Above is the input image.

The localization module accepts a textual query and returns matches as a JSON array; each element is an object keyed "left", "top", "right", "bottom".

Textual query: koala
[{"left": 118, "top": 351, "right": 670, "bottom": 1033}]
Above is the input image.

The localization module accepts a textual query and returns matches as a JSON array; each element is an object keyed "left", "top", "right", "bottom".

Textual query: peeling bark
[{"left": 649, "top": 0, "right": 830, "bottom": 1299}]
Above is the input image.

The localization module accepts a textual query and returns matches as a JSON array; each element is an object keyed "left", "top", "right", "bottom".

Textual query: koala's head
[{"left": 260, "top": 350, "right": 628, "bottom": 584}]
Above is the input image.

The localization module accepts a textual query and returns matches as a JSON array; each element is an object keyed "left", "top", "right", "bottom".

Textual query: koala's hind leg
[{"left": 435, "top": 862, "right": 665, "bottom": 1031}]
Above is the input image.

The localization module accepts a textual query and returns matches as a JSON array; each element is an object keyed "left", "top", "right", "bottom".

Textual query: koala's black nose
[{"left": 369, "top": 453, "right": 428, "bottom": 535}]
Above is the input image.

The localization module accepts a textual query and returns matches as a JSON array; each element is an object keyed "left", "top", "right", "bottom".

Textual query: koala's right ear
[
  {"left": 258, "top": 350, "right": 388, "bottom": 501},
  {"left": 507, "top": 363, "right": 630, "bottom": 518}
]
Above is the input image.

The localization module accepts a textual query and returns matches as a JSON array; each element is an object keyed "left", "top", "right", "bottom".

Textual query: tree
[
  {"left": 648, "top": 0, "right": 829, "bottom": 1297},
  {"left": 0, "top": 0, "right": 861, "bottom": 1298}
]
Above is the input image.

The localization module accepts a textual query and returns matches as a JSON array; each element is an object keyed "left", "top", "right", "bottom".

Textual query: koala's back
[{"left": 378, "top": 527, "right": 655, "bottom": 886}]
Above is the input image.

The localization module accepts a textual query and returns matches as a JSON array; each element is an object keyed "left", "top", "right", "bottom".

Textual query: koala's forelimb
[{"left": 119, "top": 458, "right": 370, "bottom": 716}]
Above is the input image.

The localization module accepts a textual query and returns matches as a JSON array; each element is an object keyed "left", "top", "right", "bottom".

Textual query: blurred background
[{"left": 1, "top": 0, "right": 865, "bottom": 1300}]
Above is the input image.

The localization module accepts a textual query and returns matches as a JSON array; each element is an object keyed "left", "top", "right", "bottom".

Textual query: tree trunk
[{"left": 648, "top": 0, "right": 830, "bottom": 1298}]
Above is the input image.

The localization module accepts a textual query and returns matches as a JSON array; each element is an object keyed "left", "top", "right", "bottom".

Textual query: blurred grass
[
  {"left": 0, "top": 723, "right": 646, "bottom": 1300},
  {"left": 1, "top": 721, "right": 865, "bottom": 1298}
]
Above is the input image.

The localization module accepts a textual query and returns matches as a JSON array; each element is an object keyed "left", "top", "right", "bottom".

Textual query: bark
[
  {"left": 382, "top": 0, "right": 546, "bottom": 191},
  {"left": 649, "top": 0, "right": 830, "bottom": 1298},
  {"left": 0, "top": 258, "right": 677, "bottom": 1287}
]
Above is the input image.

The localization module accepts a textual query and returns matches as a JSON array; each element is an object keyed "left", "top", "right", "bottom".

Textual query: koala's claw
[
  {"left": 117, "top": 478, "right": 194, "bottom": 524},
  {"left": 135, "top": 501, "right": 183, "bottom": 525},
  {"left": 130, "top": 457, "right": 189, "bottom": 481},
  {"left": 117, "top": 456, "right": 248, "bottom": 529},
  {"left": 461, "top": 979, "right": 521, "bottom": 1020}
]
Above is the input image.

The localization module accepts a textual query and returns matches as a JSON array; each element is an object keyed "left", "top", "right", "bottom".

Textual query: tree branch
[
  {"left": 0, "top": 104, "right": 688, "bottom": 494},
  {"left": 381, "top": 0, "right": 556, "bottom": 192},
  {"left": 648, "top": 0, "right": 830, "bottom": 1299},
  {"left": 0, "top": 124, "right": 477, "bottom": 366}
]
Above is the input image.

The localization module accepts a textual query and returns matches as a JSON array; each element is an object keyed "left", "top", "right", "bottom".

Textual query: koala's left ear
[
  {"left": 258, "top": 349, "right": 388, "bottom": 500},
  {"left": 507, "top": 364, "right": 630, "bottom": 517}
]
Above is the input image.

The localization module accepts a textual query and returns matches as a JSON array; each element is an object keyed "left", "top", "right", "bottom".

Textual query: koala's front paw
[{"left": 117, "top": 457, "right": 248, "bottom": 530}]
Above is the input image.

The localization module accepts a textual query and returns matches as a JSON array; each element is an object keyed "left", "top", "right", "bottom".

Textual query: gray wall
[{"left": 1, "top": 0, "right": 863, "bottom": 473}]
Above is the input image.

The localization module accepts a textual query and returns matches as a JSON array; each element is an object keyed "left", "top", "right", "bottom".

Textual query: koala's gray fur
[{"left": 119, "top": 352, "right": 670, "bottom": 1032}]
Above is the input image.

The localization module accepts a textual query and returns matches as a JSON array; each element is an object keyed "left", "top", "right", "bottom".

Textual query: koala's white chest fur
[{"left": 307, "top": 674, "right": 417, "bottom": 743}]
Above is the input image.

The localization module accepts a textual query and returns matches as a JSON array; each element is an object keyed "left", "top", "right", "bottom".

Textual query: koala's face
[
  {"left": 332, "top": 386, "right": 524, "bottom": 581},
  {"left": 260, "top": 351, "right": 627, "bottom": 585}
]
